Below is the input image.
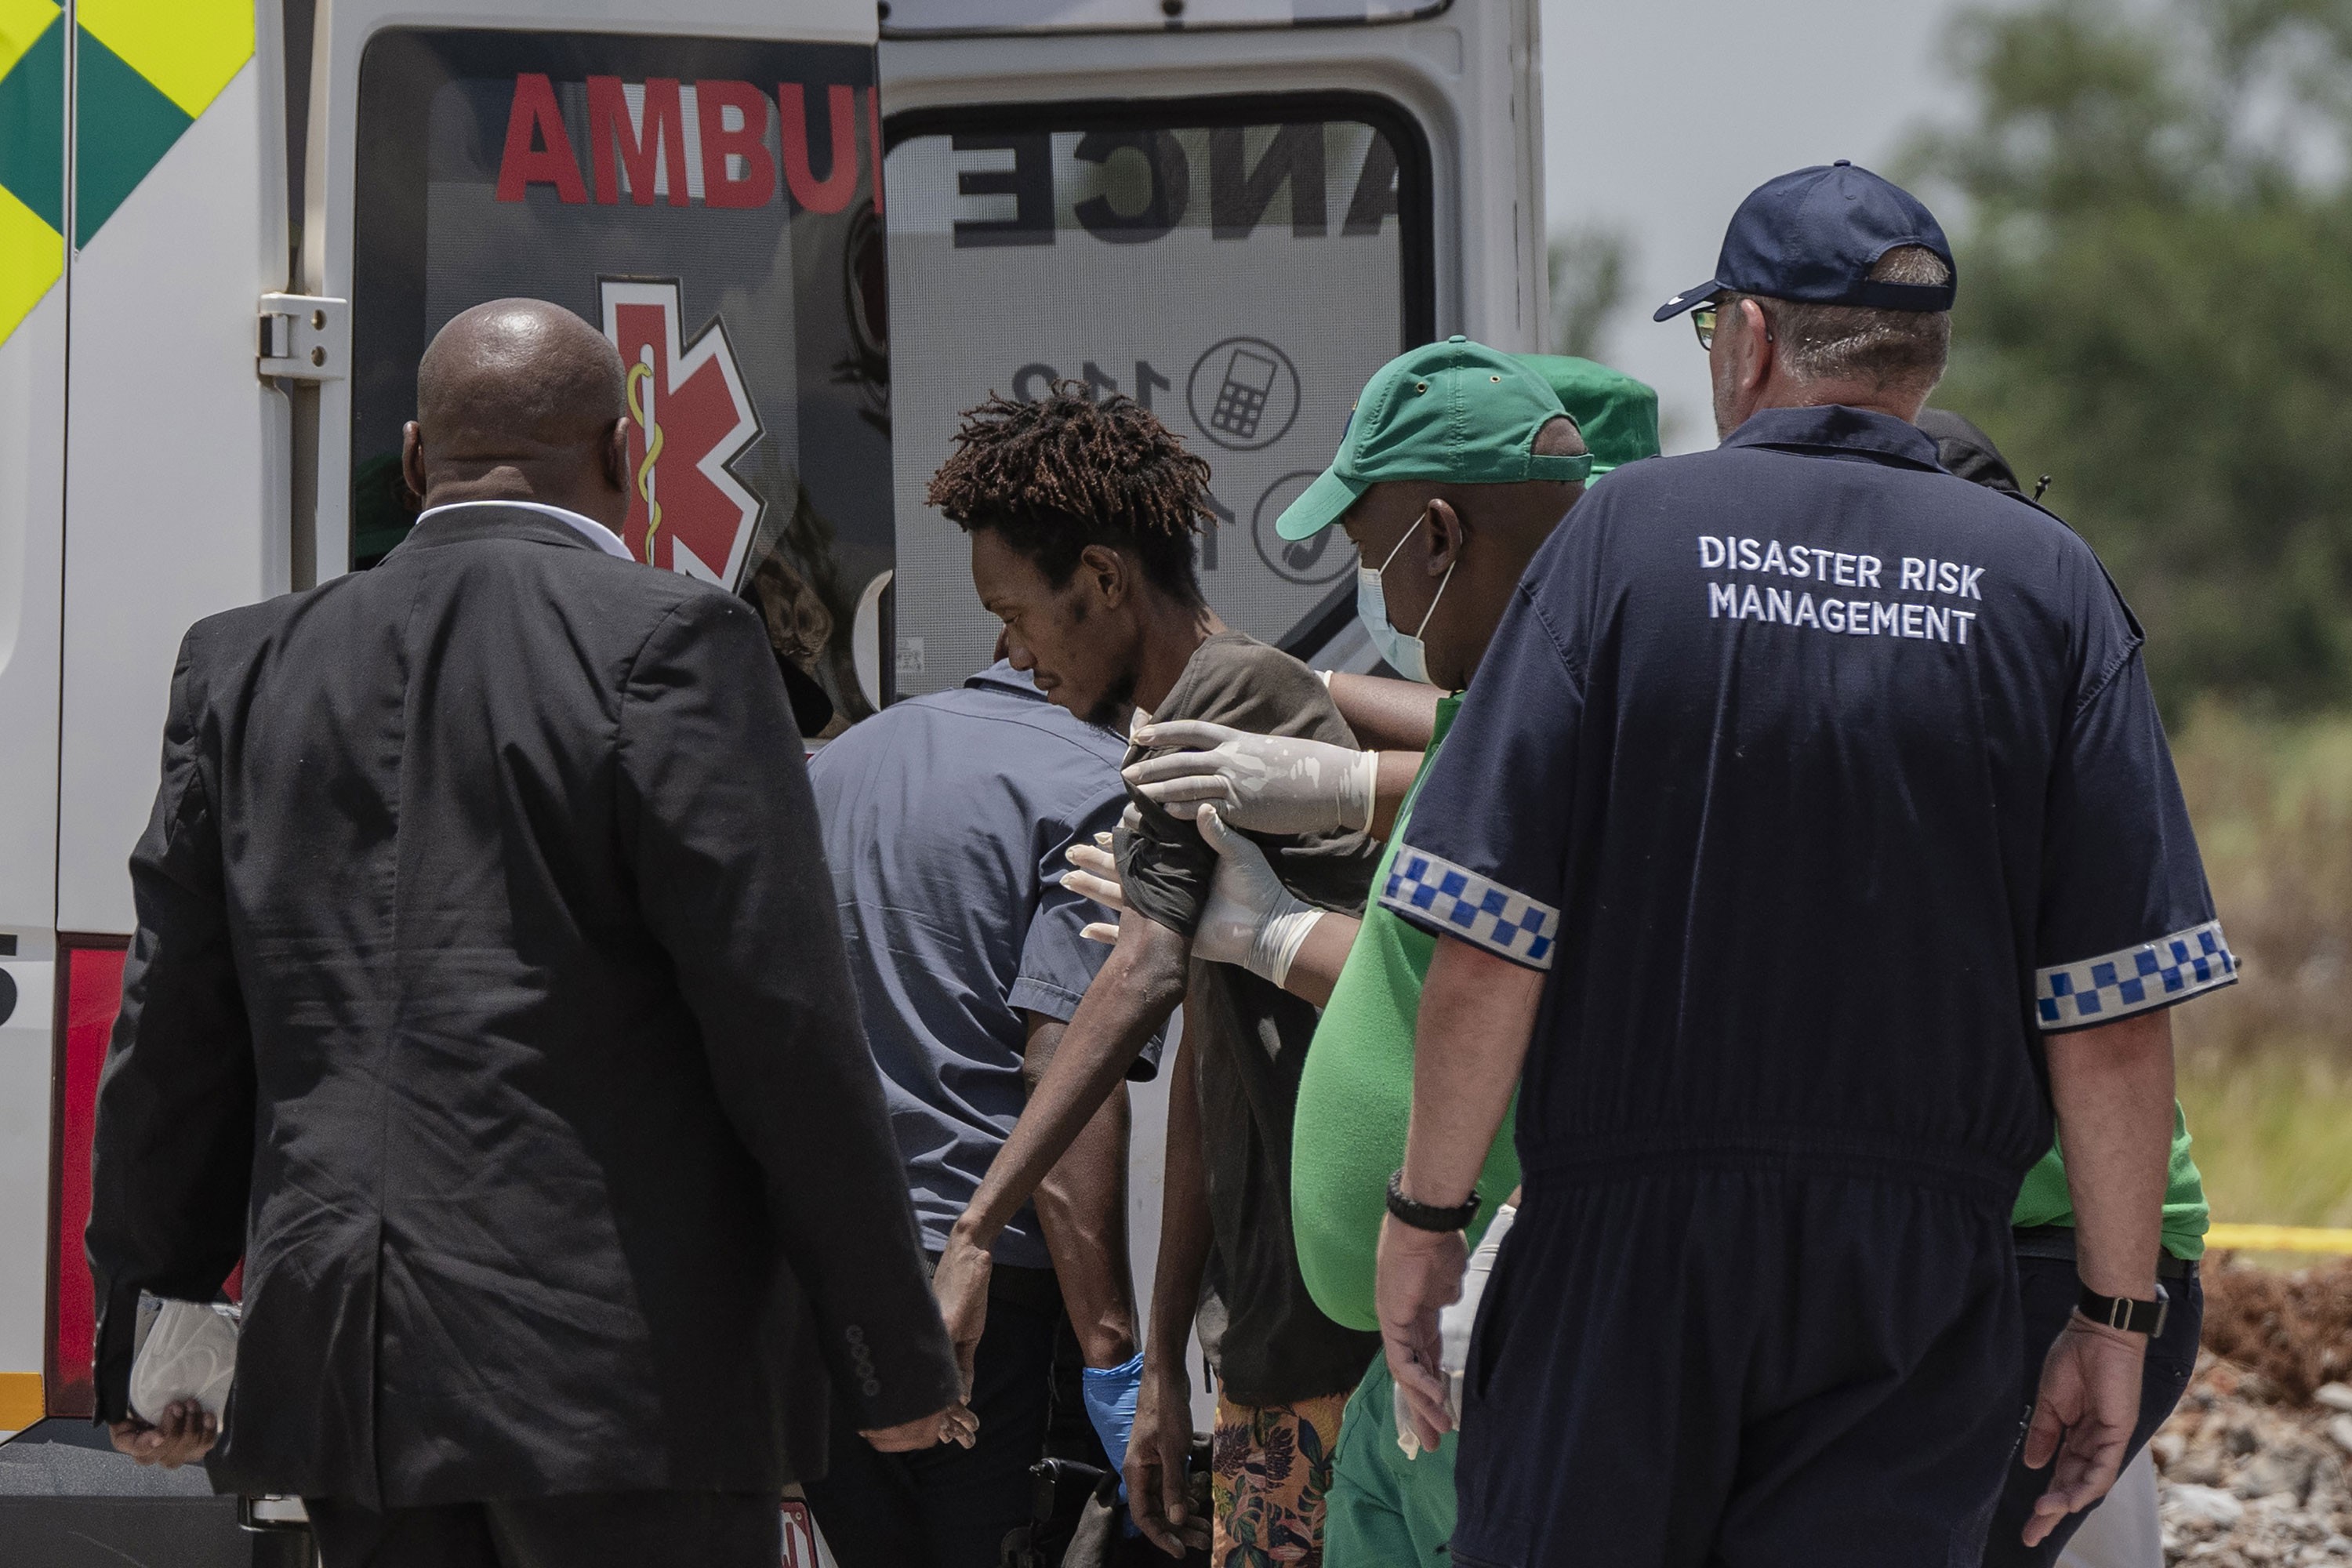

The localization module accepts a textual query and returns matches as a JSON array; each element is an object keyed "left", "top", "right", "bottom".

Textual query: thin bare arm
[
  {"left": 1129, "top": 1016, "right": 1214, "bottom": 1555},
  {"left": 935, "top": 911, "right": 1188, "bottom": 1389},
  {"left": 1321, "top": 674, "right": 1432, "bottom": 836},
  {"left": 1023, "top": 1014, "right": 1138, "bottom": 1368},
  {"left": 1278, "top": 913, "right": 1359, "bottom": 1008},
  {"left": 1326, "top": 671, "right": 1442, "bottom": 750}
]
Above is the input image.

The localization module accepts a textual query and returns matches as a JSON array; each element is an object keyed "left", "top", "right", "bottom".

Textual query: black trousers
[
  {"left": 1452, "top": 1166, "right": 2021, "bottom": 1568},
  {"left": 805, "top": 1260, "right": 1065, "bottom": 1568},
  {"left": 1979, "top": 1242, "right": 2203, "bottom": 1566},
  {"left": 304, "top": 1490, "right": 781, "bottom": 1568}
]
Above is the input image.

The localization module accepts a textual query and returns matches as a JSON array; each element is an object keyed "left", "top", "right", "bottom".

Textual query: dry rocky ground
[{"left": 2151, "top": 1258, "right": 2352, "bottom": 1563}]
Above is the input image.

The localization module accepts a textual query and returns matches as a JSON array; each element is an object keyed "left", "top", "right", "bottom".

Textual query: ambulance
[{"left": 0, "top": 0, "right": 1547, "bottom": 1556}]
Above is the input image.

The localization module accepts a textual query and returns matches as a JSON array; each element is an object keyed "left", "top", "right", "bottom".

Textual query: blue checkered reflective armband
[
  {"left": 1379, "top": 848, "right": 1561, "bottom": 971},
  {"left": 2035, "top": 920, "right": 2237, "bottom": 1031}
]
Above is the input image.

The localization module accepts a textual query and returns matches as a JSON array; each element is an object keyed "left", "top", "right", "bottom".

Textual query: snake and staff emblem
[
  {"left": 597, "top": 278, "right": 763, "bottom": 586},
  {"left": 627, "top": 346, "right": 664, "bottom": 564}
]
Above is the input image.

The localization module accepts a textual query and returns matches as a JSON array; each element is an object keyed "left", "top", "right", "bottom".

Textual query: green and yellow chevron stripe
[
  {"left": 0, "top": 0, "right": 64, "bottom": 343},
  {"left": 75, "top": 0, "right": 253, "bottom": 243},
  {"left": 0, "top": 0, "right": 252, "bottom": 345}
]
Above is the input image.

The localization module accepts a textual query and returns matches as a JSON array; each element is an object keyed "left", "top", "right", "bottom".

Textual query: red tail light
[{"left": 46, "top": 940, "right": 125, "bottom": 1419}]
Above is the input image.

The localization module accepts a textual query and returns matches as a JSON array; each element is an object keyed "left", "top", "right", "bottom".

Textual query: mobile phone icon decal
[{"left": 1208, "top": 348, "right": 1280, "bottom": 440}]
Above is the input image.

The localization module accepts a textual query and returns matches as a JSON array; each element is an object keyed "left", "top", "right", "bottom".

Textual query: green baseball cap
[
  {"left": 1275, "top": 336, "right": 1592, "bottom": 542},
  {"left": 1509, "top": 354, "right": 1661, "bottom": 477}
]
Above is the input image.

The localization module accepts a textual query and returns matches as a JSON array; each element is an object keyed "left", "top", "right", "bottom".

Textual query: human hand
[
  {"left": 931, "top": 1228, "right": 994, "bottom": 1401},
  {"left": 1069, "top": 811, "right": 1323, "bottom": 985},
  {"left": 2019, "top": 1312, "right": 2148, "bottom": 1545},
  {"left": 1063, "top": 833, "right": 1126, "bottom": 946},
  {"left": 861, "top": 1403, "right": 979, "bottom": 1453},
  {"left": 1125, "top": 1352, "right": 1208, "bottom": 1557},
  {"left": 110, "top": 1399, "right": 217, "bottom": 1468},
  {"left": 1376, "top": 1214, "right": 1468, "bottom": 1452},
  {"left": 1192, "top": 808, "right": 1322, "bottom": 986},
  {"left": 1125, "top": 721, "right": 1377, "bottom": 836}
]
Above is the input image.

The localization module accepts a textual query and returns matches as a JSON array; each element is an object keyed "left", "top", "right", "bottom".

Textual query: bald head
[{"left": 402, "top": 298, "right": 631, "bottom": 526}]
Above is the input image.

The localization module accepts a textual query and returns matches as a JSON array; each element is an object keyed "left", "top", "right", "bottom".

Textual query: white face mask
[{"left": 1357, "top": 510, "right": 1454, "bottom": 687}]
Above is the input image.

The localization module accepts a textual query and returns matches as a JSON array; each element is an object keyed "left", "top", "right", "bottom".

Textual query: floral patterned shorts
[{"left": 1210, "top": 1388, "right": 1350, "bottom": 1566}]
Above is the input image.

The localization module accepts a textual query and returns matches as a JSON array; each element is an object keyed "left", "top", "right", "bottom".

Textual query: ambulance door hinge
[{"left": 258, "top": 294, "right": 350, "bottom": 381}]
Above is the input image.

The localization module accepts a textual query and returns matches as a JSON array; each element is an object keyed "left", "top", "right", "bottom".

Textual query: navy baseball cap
[{"left": 1653, "top": 161, "right": 1956, "bottom": 321}]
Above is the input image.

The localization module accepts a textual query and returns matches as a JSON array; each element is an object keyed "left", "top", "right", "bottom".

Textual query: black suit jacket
[{"left": 86, "top": 504, "right": 960, "bottom": 1508}]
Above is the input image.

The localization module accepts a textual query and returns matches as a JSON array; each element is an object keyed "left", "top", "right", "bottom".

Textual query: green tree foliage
[{"left": 1908, "top": 0, "right": 2352, "bottom": 710}]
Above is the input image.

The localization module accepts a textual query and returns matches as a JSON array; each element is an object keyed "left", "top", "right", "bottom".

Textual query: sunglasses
[{"left": 1692, "top": 301, "right": 1719, "bottom": 351}]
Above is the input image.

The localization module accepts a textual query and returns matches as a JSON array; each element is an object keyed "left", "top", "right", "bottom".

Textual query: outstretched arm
[
  {"left": 1129, "top": 1015, "right": 1214, "bottom": 1556},
  {"left": 1324, "top": 671, "right": 1442, "bottom": 752},
  {"left": 1122, "top": 720, "right": 1423, "bottom": 841},
  {"left": 935, "top": 911, "right": 1189, "bottom": 1388},
  {"left": 1064, "top": 822, "right": 1360, "bottom": 1008},
  {"left": 1022, "top": 1014, "right": 1138, "bottom": 1370}
]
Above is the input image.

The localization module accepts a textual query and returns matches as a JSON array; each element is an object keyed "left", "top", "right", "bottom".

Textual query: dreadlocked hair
[{"left": 928, "top": 382, "right": 1217, "bottom": 604}]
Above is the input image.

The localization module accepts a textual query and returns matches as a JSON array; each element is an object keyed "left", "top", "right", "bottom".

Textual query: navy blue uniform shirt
[
  {"left": 1384, "top": 405, "right": 2233, "bottom": 1197},
  {"left": 809, "top": 662, "right": 1163, "bottom": 1269}
]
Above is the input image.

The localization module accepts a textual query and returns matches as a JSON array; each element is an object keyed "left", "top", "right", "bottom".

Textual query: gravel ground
[{"left": 2152, "top": 1258, "right": 2352, "bottom": 1564}]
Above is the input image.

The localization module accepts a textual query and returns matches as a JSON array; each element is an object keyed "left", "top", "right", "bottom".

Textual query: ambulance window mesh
[{"left": 883, "top": 99, "right": 1432, "bottom": 695}]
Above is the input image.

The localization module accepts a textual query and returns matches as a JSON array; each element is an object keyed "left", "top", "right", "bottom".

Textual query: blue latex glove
[{"left": 1081, "top": 1350, "right": 1145, "bottom": 1481}]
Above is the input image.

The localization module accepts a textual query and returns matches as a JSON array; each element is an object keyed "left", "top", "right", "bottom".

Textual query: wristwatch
[
  {"left": 1386, "top": 1171, "right": 1479, "bottom": 1233},
  {"left": 2077, "top": 1282, "right": 2168, "bottom": 1337}
]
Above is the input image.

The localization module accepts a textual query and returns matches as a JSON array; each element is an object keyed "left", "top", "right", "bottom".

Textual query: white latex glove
[
  {"left": 1063, "top": 833, "right": 1126, "bottom": 945},
  {"left": 1393, "top": 1202, "right": 1515, "bottom": 1458},
  {"left": 1061, "top": 810, "right": 1323, "bottom": 987},
  {"left": 1192, "top": 808, "right": 1323, "bottom": 985},
  {"left": 1124, "top": 720, "right": 1378, "bottom": 836}
]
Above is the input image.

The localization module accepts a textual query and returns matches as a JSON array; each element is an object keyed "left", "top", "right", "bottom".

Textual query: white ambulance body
[{"left": 0, "top": 0, "right": 1544, "bottom": 1549}]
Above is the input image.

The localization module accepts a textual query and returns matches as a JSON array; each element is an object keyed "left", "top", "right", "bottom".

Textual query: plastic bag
[{"left": 129, "top": 1296, "right": 239, "bottom": 1425}]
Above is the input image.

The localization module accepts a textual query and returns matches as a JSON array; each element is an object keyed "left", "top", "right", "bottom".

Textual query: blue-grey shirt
[{"left": 808, "top": 662, "right": 1161, "bottom": 1268}]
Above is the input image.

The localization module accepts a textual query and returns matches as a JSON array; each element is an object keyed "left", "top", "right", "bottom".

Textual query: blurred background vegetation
[
  {"left": 1909, "top": 0, "right": 2352, "bottom": 715},
  {"left": 1905, "top": 0, "right": 2352, "bottom": 1229},
  {"left": 1543, "top": 0, "right": 2352, "bottom": 1226},
  {"left": 2167, "top": 709, "right": 2352, "bottom": 1228}
]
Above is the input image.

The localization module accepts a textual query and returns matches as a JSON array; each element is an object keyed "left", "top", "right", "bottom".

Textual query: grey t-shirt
[
  {"left": 811, "top": 663, "right": 1163, "bottom": 1269},
  {"left": 1116, "top": 632, "right": 1385, "bottom": 1406}
]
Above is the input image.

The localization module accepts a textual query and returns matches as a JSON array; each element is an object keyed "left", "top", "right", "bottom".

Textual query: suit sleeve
[
  {"left": 617, "top": 591, "right": 961, "bottom": 1429},
  {"left": 86, "top": 632, "right": 256, "bottom": 1422}
]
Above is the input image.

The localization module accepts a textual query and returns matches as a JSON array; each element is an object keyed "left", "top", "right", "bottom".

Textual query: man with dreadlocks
[{"left": 927, "top": 383, "right": 1385, "bottom": 1564}]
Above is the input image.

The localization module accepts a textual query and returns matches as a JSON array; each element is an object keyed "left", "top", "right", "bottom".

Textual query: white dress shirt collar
[{"left": 416, "top": 499, "right": 633, "bottom": 562}]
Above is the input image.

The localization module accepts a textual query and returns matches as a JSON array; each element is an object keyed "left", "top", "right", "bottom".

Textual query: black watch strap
[
  {"left": 1386, "top": 1171, "right": 1479, "bottom": 1232},
  {"left": 2077, "top": 1281, "right": 2169, "bottom": 1338}
]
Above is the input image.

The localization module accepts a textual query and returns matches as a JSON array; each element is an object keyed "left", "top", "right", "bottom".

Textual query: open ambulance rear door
[
  {"left": 7, "top": 0, "right": 294, "bottom": 1473},
  {"left": 12, "top": 6, "right": 887, "bottom": 1562},
  {"left": 877, "top": 0, "right": 1548, "bottom": 684}
]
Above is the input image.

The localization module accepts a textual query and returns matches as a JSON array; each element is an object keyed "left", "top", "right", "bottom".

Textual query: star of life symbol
[{"left": 598, "top": 278, "right": 763, "bottom": 586}]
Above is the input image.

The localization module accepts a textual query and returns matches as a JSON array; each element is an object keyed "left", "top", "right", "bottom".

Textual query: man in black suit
[{"left": 85, "top": 299, "right": 967, "bottom": 1567}]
